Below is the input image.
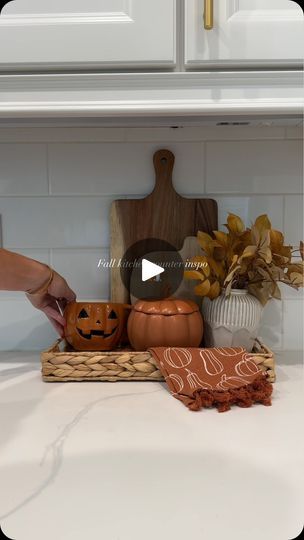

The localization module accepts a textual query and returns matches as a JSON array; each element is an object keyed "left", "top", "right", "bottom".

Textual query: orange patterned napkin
[{"left": 149, "top": 347, "right": 272, "bottom": 412}]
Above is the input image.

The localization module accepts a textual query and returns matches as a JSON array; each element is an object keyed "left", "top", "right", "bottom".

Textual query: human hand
[{"left": 26, "top": 270, "right": 76, "bottom": 337}]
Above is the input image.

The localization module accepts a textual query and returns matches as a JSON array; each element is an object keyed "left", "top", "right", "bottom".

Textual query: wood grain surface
[{"left": 110, "top": 149, "right": 218, "bottom": 302}]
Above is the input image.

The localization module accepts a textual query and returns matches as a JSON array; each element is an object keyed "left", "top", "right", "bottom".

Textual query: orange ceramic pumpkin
[
  {"left": 64, "top": 302, "right": 130, "bottom": 351},
  {"left": 127, "top": 298, "right": 203, "bottom": 351}
]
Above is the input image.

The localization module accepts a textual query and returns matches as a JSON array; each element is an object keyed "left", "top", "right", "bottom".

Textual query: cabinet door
[
  {"left": 185, "top": 0, "right": 303, "bottom": 67},
  {"left": 0, "top": 0, "right": 176, "bottom": 69}
]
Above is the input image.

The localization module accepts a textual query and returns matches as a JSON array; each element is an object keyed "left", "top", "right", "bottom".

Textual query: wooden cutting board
[{"left": 110, "top": 149, "right": 218, "bottom": 302}]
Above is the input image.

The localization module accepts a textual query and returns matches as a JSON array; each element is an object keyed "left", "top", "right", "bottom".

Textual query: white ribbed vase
[{"left": 202, "top": 289, "right": 263, "bottom": 351}]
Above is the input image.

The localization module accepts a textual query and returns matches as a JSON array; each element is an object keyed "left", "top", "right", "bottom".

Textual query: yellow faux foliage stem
[{"left": 184, "top": 213, "right": 304, "bottom": 305}]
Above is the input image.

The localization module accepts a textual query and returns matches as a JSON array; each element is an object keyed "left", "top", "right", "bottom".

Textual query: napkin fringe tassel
[{"left": 186, "top": 374, "right": 272, "bottom": 412}]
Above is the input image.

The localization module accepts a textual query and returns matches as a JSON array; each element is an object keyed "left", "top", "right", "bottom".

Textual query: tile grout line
[
  {"left": 282, "top": 195, "right": 287, "bottom": 238},
  {"left": 281, "top": 195, "right": 287, "bottom": 350},
  {"left": 1, "top": 136, "right": 302, "bottom": 144},
  {"left": 49, "top": 248, "right": 53, "bottom": 269},
  {"left": 201, "top": 140, "right": 206, "bottom": 194},
  {"left": 0, "top": 193, "right": 303, "bottom": 198},
  {"left": 5, "top": 246, "right": 110, "bottom": 251},
  {"left": 46, "top": 143, "right": 51, "bottom": 195}
]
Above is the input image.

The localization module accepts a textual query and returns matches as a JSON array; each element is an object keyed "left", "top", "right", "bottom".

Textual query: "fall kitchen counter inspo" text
[{"left": 97, "top": 258, "right": 207, "bottom": 271}]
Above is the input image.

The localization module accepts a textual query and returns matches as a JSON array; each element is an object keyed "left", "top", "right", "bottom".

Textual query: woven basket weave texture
[{"left": 41, "top": 339, "right": 276, "bottom": 383}]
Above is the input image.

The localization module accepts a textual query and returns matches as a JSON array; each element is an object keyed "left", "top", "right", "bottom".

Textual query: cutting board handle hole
[{"left": 160, "top": 157, "right": 167, "bottom": 164}]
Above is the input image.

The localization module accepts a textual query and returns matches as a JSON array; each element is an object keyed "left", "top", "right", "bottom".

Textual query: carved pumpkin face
[{"left": 64, "top": 302, "right": 130, "bottom": 351}]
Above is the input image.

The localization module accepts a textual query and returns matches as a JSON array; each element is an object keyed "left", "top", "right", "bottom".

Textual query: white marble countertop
[{"left": 0, "top": 350, "right": 303, "bottom": 540}]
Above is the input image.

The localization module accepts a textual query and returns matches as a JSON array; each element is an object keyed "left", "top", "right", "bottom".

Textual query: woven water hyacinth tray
[{"left": 41, "top": 338, "right": 275, "bottom": 383}]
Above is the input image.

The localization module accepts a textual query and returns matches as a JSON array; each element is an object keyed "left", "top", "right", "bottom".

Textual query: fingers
[
  {"left": 60, "top": 284, "right": 76, "bottom": 303},
  {"left": 44, "top": 304, "right": 66, "bottom": 337},
  {"left": 26, "top": 269, "right": 76, "bottom": 337},
  {"left": 49, "top": 272, "right": 76, "bottom": 304},
  {"left": 26, "top": 295, "right": 67, "bottom": 337},
  {"left": 46, "top": 314, "right": 65, "bottom": 337},
  {"left": 43, "top": 304, "right": 66, "bottom": 327},
  {"left": 56, "top": 297, "right": 67, "bottom": 314},
  {"left": 67, "top": 288, "right": 76, "bottom": 303}
]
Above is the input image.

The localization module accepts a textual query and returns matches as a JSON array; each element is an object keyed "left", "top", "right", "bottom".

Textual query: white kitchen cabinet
[
  {"left": 0, "top": 0, "right": 176, "bottom": 69},
  {"left": 185, "top": 0, "right": 303, "bottom": 68}
]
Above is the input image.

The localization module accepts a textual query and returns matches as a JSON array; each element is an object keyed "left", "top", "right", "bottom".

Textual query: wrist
[
  {"left": 26, "top": 262, "right": 53, "bottom": 295},
  {"left": 0, "top": 249, "right": 53, "bottom": 293}
]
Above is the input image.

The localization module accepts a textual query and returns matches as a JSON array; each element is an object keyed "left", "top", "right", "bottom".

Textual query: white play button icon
[
  {"left": 121, "top": 238, "right": 184, "bottom": 300},
  {"left": 142, "top": 258, "right": 164, "bottom": 282}
]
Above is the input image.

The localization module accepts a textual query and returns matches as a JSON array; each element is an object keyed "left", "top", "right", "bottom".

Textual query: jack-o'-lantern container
[
  {"left": 127, "top": 298, "right": 203, "bottom": 351},
  {"left": 64, "top": 301, "right": 130, "bottom": 351}
]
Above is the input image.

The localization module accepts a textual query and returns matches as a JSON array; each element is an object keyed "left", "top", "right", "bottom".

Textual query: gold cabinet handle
[{"left": 204, "top": 0, "right": 213, "bottom": 30}]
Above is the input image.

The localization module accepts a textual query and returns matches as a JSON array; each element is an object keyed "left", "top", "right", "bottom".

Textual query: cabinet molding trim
[{"left": 0, "top": 71, "right": 302, "bottom": 119}]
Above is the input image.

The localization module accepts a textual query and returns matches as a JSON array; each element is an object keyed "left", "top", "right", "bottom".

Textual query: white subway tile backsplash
[
  {"left": 280, "top": 283, "right": 304, "bottom": 301},
  {"left": 0, "top": 126, "right": 287, "bottom": 144},
  {"left": 284, "top": 195, "right": 304, "bottom": 245},
  {"left": 258, "top": 299, "right": 283, "bottom": 351},
  {"left": 282, "top": 300, "right": 304, "bottom": 351},
  {"left": 0, "top": 144, "right": 48, "bottom": 195},
  {"left": 8, "top": 248, "right": 50, "bottom": 264},
  {"left": 125, "top": 126, "right": 286, "bottom": 142},
  {"left": 285, "top": 126, "right": 303, "bottom": 139},
  {"left": 49, "top": 142, "right": 204, "bottom": 196},
  {"left": 51, "top": 248, "right": 110, "bottom": 300},
  {"left": 206, "top": 140, "right": 303, "bottom": 194},
  {"left": 0, "top": 127, "right": 302, "bottom": 351},
  {"left": 125, "top": 127, "right": 205, "bottom": 142},
  {"left": 214, "top": 196, "right": 284, "bottom": 231},
  {"left": 0, "top": 197, "right": 110, "bottom": 249},
  {"left": 0, "top": 299, "right": 58, "bottom": 351},
  {"left": 0, "top": 127, "right": 126, "bottom": 143},
  {"left": 49, "top": 142, "right": 153, "bottom": 195}
]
